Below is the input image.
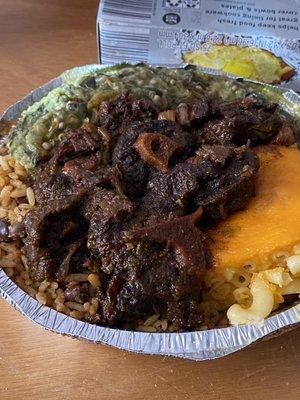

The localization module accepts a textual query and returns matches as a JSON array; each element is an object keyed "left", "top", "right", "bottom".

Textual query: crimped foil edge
[{"left": 1, "top": 269, "right": 300, "bottom": 360}]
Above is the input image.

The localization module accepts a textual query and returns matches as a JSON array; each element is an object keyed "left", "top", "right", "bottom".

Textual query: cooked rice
[
  {"left": 0, "top": 155, "right": 33, "bottom": 223},
  {"left": 0, "top": 154, "right": 299, "bottom": 332},
  {"left": 64, "top": 273, "right": 90, "bottom": 282},
  {"left": 88, "top": 273, "right": 100, "bottom": 288}
]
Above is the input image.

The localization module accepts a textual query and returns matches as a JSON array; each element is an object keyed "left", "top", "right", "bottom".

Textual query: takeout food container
[{"left": 1, "top": 64, "right": 300, "bottom": 361}]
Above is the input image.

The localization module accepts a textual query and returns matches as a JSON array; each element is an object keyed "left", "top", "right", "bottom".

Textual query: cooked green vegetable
[{"left": 9, "top": 64, "right": 300, "bottom": 169}]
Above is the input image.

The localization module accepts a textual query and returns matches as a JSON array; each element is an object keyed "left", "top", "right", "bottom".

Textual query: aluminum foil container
[{"left": 1, "top": 64, "right": 300, "bottom": 361}]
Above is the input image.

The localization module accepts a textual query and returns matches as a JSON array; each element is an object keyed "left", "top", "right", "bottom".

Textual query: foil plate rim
[{"left": 1, "top": 269, "right": 300, "bottom": 360}]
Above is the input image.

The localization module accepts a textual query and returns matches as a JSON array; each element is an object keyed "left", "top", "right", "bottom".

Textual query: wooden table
[{"left": 0, "top": 1, "right": 299, "bottom": 399}]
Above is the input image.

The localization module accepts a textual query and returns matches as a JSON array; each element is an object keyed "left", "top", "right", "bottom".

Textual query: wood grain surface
[{"left": 0, "top": 1, "right": 299, "bottom": 399}]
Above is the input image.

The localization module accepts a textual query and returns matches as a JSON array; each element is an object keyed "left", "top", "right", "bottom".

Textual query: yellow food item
[
  {"left": 183, "top": 44, "right": 294, "bottom": 84},
  {"left": 208, "top": 146, "right": 300, "bottom": 274}
]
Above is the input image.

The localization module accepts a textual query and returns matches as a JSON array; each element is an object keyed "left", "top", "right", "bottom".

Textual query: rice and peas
[
  {"left": 0, "top": 155, "right": 97, "bottom": 320},
  {"left": 0, "top": 152, "right": 300, "bottom": 331}
]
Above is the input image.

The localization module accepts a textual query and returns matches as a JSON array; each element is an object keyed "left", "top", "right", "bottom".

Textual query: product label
[{"left": 98, "top": 0, "right": 300, "bottom": 90}]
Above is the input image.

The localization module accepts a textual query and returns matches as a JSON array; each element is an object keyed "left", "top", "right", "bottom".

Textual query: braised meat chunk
[
  {"left": 23, "top": 195, "right": 88, "bottom": 281},
  {"left": 188, "top": 145, "right": 260, "bottom": 221},
  {"left": 197, "top": 96, "right": 280, "bottom": 146},
  {"left": 21, "top": 93, "right": 295, "bottom": 331},
  {"left": 98, "top": 95, "right": 158, "bottom": 142},
  {"left": 112, "top": 119, "right": 192, "bottom": 198}
]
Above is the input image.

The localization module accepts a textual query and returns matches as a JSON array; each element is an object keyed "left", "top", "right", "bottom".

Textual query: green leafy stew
[{"left": 9, "top": 64, "right": 300, "bottom": 170}]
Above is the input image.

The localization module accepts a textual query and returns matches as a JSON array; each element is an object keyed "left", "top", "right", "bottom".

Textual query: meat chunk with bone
[
  {"left": 112, "top": 119, "right": 192, "bottom": 198},
  {"left": 134, "top": 132, "right": 182, "bottom": 172}
]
